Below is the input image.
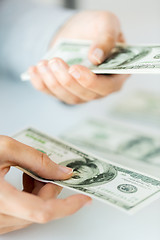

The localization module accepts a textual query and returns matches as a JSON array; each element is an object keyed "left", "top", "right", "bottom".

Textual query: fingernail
[
  {"left": 59, "top": 165, "right": 73, "bottom": 175},
  {"left": 49, "top": 60, "right": 63, "bottom": 72},
  {"left": 92, "top": 48, "right": 104, "bottom": 63},
  {"left": 69, "top": 69, "right": 80, "bottom": 79}
]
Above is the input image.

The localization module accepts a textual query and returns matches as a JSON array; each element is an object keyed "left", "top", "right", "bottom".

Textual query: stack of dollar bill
[{"left": 21, "top": 39, "right": 160, "bottom": 80}]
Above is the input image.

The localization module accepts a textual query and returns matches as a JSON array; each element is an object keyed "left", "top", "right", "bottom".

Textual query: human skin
[
  {"left": 29, "top": 11, "right": 129, "bottom": 104},
  {"left": 0, "top": 136, "right": 91, "bottom": 234}
]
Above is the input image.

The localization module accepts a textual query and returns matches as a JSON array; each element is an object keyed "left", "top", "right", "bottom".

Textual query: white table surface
[{"left": 1, "top": 73, "right": 160, "bottom": 240}]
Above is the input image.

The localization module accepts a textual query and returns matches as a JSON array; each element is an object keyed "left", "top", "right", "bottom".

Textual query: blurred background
[
  {"left": 1, "top": 2, "right": 160, "bottom": 240},
  {"left": 40, "top": 0, "right": 160, "bottom": 44}
]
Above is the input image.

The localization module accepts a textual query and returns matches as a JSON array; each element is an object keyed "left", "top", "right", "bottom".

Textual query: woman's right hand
[{"left": 0, "top": 136, "right": 91, "bottom": 234}]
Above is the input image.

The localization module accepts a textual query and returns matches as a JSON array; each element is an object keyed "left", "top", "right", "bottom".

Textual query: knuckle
[
  {"left": 63, "top": 100, "right": 73, "bottom": 105},
  {"left": 49, "top": 81, "right": 58, "bottom": 91},
  {"left": 103, "top": 88, "right": 114, "bottom": 96},
  {"left": 63, "top": 199, "right": 72, "bottom": 210},
  {"left": 69, "top": 97, "right": 83, "bottom": 105},
  {"left": 88, "top": 93, "right": 99, "bottom": 100},
  {"left": 38, "top": 60, "right": 47, "bottom": 65},
  {"left": 94, "top": 94, "right": 102, "bottom": 100},
  {"left": 0, "top": 136, "right": 13, "bottom": 154},
  {"left": 106, "top": 34, "right": 115, "bottom": 44},
  {"left": 62, "top": 198, "right": 79, "bottom": 216},
  {"left": 36, "top": 209, "right": 52, "bottom": 224},
  {"left": 39, "top": 152, "right": 50, "bottom": 169},
  {"left": 0, "top": 214, "right": 7, "bottom": 228},
  {"left": 62, "top": 78, "right": 72, "bottom": 88},
  {"left": 83, "top": 80, "right": 95, "bottom": 89},
  {"left": 34, "top": 82, "right": 46, "bottom": 92},
  {"left": 99, "top": 90, "right": 109, "bottom": 98},
  {"left": 37, "top": 214, "right": 50, "bottom": 224},
  {"left": 26, "top": 203, "right": 52, "bottom": 224},
  {"left": 27, "top": 209, "right": 37, "bottom": 222},
  {"left": 81, "top": 93, "right": 96, "bottom": 101},
  {"left": 113, "top": 78, "right": 125, "bottom": 92}
]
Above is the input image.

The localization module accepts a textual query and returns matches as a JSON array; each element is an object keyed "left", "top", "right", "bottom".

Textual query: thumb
[
  {"left": 0, "top": 136, "right": 73, "bottom": 180},
  {"left": 88, "top": 34, "right": 117, "bottom": 65}
]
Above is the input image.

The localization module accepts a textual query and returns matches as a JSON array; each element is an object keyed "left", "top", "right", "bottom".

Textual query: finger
[
  {"left": 37, "top": 60, "right": 84, "bottom": 105},
  {"left": 37, "top": 183, "right": 62, "bottom": 200},
  {"left": 29, "top": 66, "right": 52, "bottom": 95},
  {"left": 118, "top": 32, "right": 126, "bottom": 43},
  {"left": 0, "top": 178, "right": 52, "bottom": 221},
  {"left": 0, "top": 223, "right": 31, "bottom": 235},
  {"left": 89, "top": 35, "right": 117, "bottom": 65},
  {"left": 0, "top": 166, "right": 10, "bottom": 177},
  {"left": 0, "top": 136, "right": 73, "bottom": 180},
  {"left": 39, "top": 194, "right": 92, "bottom": 222},
  {"left": 69, "top": 65, "right": 129, "bottom": 96},
  {"left": 89, "top": 31, "right": 125, "bottom": 65},
  {"left": 23, "top": 173, "right": 45, "bottom": 195},
  {"left": 23, "top": 173, "right": 62, "bottom": 200},
  {"left": 89, "top": 30, "right": 126, "bottom": 65},
  {"left": 0, "top": 213, "right": 30, "bottom": 228},
  {"left": 48, "top": 58, "right": 100, "bottom": 101},
  {"left": 0, "top": 179, "right": 91, "bottom": 223},
  {"left": 88, "top": 13, "right": 121, "bottom": 65}
]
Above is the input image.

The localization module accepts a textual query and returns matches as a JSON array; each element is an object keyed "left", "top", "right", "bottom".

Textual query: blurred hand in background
[{"left": 29, "top": 11, "right": 129, "bottom": 104}]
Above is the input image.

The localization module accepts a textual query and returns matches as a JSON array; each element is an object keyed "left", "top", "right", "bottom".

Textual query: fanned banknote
[
  {"left": 21, "top": 39, "right": 160, "bottom": 80},
  {"left": 14, "top": 127, "right": 160, "bottom": 214}
]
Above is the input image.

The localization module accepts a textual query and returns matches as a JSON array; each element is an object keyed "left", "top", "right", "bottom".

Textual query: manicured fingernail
[
  {"left": 59, "top": 165, "right": 73, "bottom": 175},
  {"left": 38, "top": 63, "right": 48, "bottom": 73},
  {"left": 69, "top": 69, "right": 80, "bottom": 79},
  {"left": 92, "top": 48, "right": 104, "bottom": 63}
]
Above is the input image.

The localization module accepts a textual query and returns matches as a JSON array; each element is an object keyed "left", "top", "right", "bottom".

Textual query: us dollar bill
[
  {"left": 21, "top": 39, "right": 160, "bottom": 80},
  {"left": 14, "top": 127, "right": 160, "bottom": 214},
  {"left": 111, "top": 90, "right": 160, "bottom": 127},
  {"left": 62, "top": 118, "right": 160, "bottom": 179}
]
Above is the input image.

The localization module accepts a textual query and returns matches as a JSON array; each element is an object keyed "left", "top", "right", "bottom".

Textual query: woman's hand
[
  {"left": 0, "top": 136, "right": 91, "bottom": 234},
  {"left": 29, "top": 11, "right": 129, "bottom": 104}
]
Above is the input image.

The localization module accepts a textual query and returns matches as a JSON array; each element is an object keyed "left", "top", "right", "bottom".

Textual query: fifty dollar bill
[{"left": 14, "top": 127, "right": 160, "bottom": 214}]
